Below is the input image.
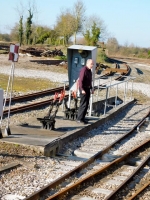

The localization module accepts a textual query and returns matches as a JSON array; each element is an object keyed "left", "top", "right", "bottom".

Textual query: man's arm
[{"left": 79, "top": 68, "right": 86, "bottom": 94}]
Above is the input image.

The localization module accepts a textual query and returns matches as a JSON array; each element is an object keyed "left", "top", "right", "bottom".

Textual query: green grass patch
[
  {"left": 0, "top": 73, "right": 60, "bottom": 93},
  {"left": 55, "top": 55, "right": 67, "bottom": 61},
  {"left": 0, "top": 50, "right": 8, "bottom": 54},
  {"left": 96, "top": 48, "right": 112, "bottom": 67}
]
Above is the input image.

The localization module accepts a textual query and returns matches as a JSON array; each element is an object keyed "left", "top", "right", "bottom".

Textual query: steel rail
[
  {"left": 46, "top": 140, "right": 150, "bottom": 200},
  {"left": 3, "top": 62, "right": 130, "bottom": 120},
  {"left": 94, "top": 64, "right": 131, "bottom": 90},
  {"left": 24, "top": 109, "right": 150, "bottom": 200},
  {"left": 4, "top": 77, "right": 121, "bottom": 116},
  {"left": 5, "top": 63, "right": 130, "bottom": 104},
  {"left": 126, "top": 180, "right": 150, "bottom": 200},
  {"left": 3, "top": 95, "right": 69, "bottom": 116},
  {"left": 5, "top": 86, "right": 69, "bottom": 103},
  {"left": 105, "top": 156, "right": 150, "bottom": 200}
]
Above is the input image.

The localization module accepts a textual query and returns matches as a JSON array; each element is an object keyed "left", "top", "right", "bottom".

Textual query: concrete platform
[{"left": 0, "top": 99, "right": 134, "bottom": 156}]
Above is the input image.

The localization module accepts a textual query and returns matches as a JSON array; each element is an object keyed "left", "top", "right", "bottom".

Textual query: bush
[{"left": 97, "top": 49, "right": 109, "bottom": 63}]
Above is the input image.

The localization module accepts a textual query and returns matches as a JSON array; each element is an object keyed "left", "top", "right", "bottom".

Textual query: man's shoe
[
  {"left": 82, "top": 119, "right": 88, "bottom": 124},
  {"left": 76, "top": 120, "right": 85, "bottom": 124}
]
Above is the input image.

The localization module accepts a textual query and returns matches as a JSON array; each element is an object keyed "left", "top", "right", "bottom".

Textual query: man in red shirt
[{"left": 76, "top": 59, "right": 94, "bottom": 124}]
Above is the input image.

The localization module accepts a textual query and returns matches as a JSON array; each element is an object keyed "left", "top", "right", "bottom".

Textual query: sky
[{"left": 0, "top": 0, "right": 150, "bottom": 48}]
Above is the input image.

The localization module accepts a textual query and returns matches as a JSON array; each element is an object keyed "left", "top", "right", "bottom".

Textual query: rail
[{"left": 24, "top": 110, "right": 150, "bottom": 200}]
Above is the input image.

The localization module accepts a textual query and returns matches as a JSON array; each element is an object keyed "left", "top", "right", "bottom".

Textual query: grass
[
  {"left": 0, "top": 50, "right": 8, "bottom": 54},
  {"left": 0, "top": 73, "right": 61, "bottom": 93},
  {"left": 0, "top": 45, "right": 149, "bottom": 104},
  {"left": 97, "top": 48, "right": 108, "bottom": 63}
]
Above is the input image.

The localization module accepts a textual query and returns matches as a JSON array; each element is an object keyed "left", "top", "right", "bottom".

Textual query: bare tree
[
  {"left": 55, "top": 9, "right": 76, "bottom": 46},
  {"left": 14, "top": 0, "right": 38, "bottom": 45},
  {"left": 25, "top": 9, "right": 33, "bottom": 44},
  {"left": 9, "top": 23, "right": 20, "bottom": 41},
  {"left": 14, "top": 1, "right": 26, "bottom": 17},
  {"left": 72, "top": 0, "right": 86, "bottom": 44},
  {"left": 106, "top": 37, "right": 119, "bottom": 54},
  {"left": 19, "top": 16, "right": 23, "bottom": 46}
]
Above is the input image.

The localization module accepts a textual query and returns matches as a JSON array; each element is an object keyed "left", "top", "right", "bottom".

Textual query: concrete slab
[
  {"left": 1, "top": 126, "right": 63, "bottom": 145},
  {"left": 1, "top": 194, "right": 25, "bottom": 200},
  {"left": 0, "top": 111, "right": 99, "bottom": 156},
  {"left": 71, "top": 196, "right": 95, "bottom": 200},
  {"left": 120, "top": 171, "right": 132, "bottom": 176},
  {"left": 74, "top": 149, "right": 96, "bottom": 159},
  {"left": 90, "top": 188, "right": 113, "bottom": 195},
  {"left": 81, "top": 145, "right": 104, "bottom": 151},
  {"left": 105, "top": 179, "right": 123, "bottom": 185},
  {"left": 56, "top": 155, "right": 87, "bottom": 162},
  {"left": 0, "top": 99, "right": 134, "bottom": 156},
  {"left": 113, "top": 175, "right": 127, "bottom": 181}
]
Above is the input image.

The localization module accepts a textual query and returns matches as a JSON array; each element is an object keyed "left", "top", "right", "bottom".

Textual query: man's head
[{"left": 86, "top": 59, "right": 94, "bottom": 69}]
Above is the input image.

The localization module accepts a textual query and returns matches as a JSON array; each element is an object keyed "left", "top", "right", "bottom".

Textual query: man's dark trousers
[{"left": 77, "top": 88, "right": 90, "bottom": 121}]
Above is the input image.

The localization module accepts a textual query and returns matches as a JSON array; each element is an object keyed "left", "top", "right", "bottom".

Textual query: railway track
[
  {"left": 0, "top": 59, "right": 138, "bottom": 199},
  {"left": 45, "top": 143, "right": 150, "bottom": 200},
  {"left": 3, "top": 63, "right": 130, "bottom": 118},
  {"left": 23, "top": 104, "right": 149, "bottom": 200},
  {"left": 1, "top": 103, "right": 149, "bottom": 199},
  {"left": 5, "top": 86, "right": 69, "bottom": 104}
]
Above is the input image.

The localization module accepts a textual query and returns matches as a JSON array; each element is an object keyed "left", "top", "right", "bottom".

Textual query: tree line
[
  {"left": 0, "top": 0, "right": 149, "bottom": 59},
  {"left": 0, "top": 0, "right": 106, "bottom": 47}
]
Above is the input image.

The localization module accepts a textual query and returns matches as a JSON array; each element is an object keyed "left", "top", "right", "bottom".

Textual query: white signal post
[{"left": 0, "top": 43, "right": 19, "bottom": 137}]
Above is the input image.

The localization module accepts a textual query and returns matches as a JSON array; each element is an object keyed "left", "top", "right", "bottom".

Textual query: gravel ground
[
  {"left": 0, "top": 103, "right": 149, "bottom": 200},
  {"left": 0, "top": 54, "right": 150, "bottom": 200},
  {"left": 0, "top": 54, "right": 150, "bottom": 101},
  {"left": 0, "top": 65, "right": 68, "bottom": 82},
  {"left": 0, "top": 54, "right": 150, "bottom": 127}
]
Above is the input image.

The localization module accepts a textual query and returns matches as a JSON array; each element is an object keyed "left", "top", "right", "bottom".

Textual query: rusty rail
[{"left": 24, "top": 110, "right": 150, "bottom": 200}]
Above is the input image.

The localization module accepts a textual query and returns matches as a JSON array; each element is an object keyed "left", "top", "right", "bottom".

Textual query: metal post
[
  {"left": 68, "top": 90, "right": 71, "bottom": 108},
  {"left": 115, "top": 84, "right": 118, "bottom": 107},
  {"left": 97, "top": 78, "right": 100, "bottom": 102},
  {"left": 131, "top": 79, "right": 134, "bottom": 100},
  {"left": 104, "top": 87, "right": 108, "bottom": 116},
  {"left": 0, "top": 63, "right": 13, "bottom": 127},
  {"left": 123, "top": 80, "right": 127, "bottom": 104},
  {"left": 89, "top": 93, "right": 93, "bottom": 116},
  {"left": 108, "top": 76, "right": 112, "bottom": 98},
  {"left": 62, "top": 82, "right": 66, "bottom": 111},
  {"left": 6, "top": 62, "right": 15, "bottom": 134},
  {"left": 126, "top": 77, "right": 129, "bottom": 101}
]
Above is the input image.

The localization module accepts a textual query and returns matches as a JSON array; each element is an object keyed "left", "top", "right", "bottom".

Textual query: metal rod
[
  {"left": 99, "top": 76, "right": 135, "bottom": 89},
  {"left": 107, "top": 76, "right": 112, "bottom": 98},
  {"left": 131, "top": 79, "right": 134, "bottom": 100},
  {"left": 104, "top": 87, "right": 108, "bottom": 115},
  {"left": 89, "top": 94, "right": 93, "bottom": 117},
  {"left": 115, "top": 84, "right": 118, "bottom": 107},
  {"left": 7, "top": 62, "right": 15, "bottom": 128},
  {"left": 62, "top": 82, "right": 66, "bottom": 111},
  {"left": 68, "top": 90, "right": 71, "bottom": 108},
  {"left": 0, "top": 63, "right": 13, "bottom": 127},
  {"left": 123, "top": 81, "right": 126, "bottom": 104},
  {"left": 126, "top": 77, "right": 129, "bottom": 100},
  {"left": 97, "top": 78, "right": 100, "bottom": 102}
]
